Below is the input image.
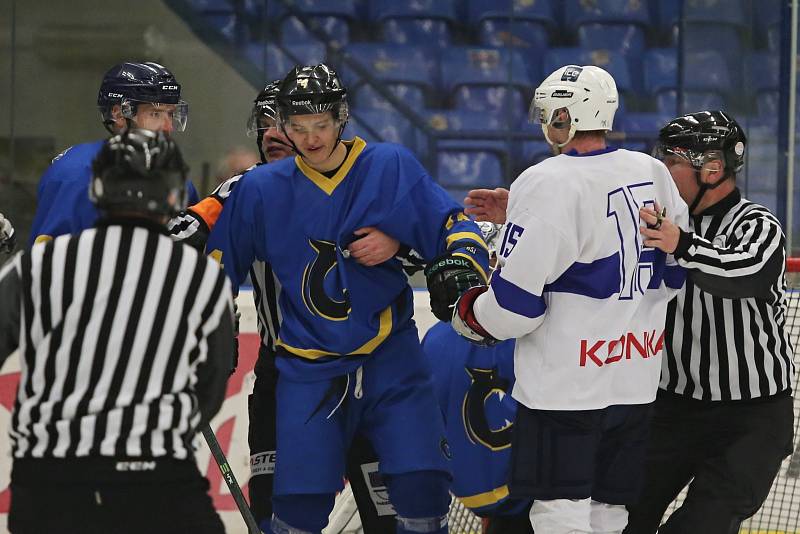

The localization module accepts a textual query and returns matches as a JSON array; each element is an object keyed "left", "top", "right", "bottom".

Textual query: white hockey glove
[
  {"left": 0, "top": 213, "right": 16, "bottom": 254},
  {"left": 452, "top": 285, "right": 498, "bottom": 347}
]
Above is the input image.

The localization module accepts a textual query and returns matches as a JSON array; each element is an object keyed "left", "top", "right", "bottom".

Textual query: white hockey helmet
[{"left": 530, "top": 65, "right": 619, "bottom": 147}]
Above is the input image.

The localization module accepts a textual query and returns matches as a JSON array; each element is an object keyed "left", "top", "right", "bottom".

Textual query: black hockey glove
[{"left": 424, "top": 254, "right": 484, "bottom": 322}]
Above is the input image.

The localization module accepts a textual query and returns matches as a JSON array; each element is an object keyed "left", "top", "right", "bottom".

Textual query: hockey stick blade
[{"left": 202, "top": 424, "right": 262, "bottom": 534}]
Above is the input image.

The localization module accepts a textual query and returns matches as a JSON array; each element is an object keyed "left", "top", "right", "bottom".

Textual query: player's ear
[{"left": 701, "top": 159, "right": 724, "bottom": 182}]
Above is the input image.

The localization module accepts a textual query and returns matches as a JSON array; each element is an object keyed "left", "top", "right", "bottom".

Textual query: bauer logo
[
  {"left": 250, "top": 450, "right": 276, "bottom": 476},
  {"left": 551, "top": 89, "right": 574, "bottom": 98}
]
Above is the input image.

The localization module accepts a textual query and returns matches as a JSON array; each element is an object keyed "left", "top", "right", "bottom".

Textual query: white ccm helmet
[{"left": 530, "top": 65, "right": 619, "bottom": 148}]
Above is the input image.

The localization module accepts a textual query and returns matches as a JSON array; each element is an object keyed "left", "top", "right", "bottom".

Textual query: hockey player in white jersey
[{"left": 451, "top": 65, "right": 690, "bottom": 534}]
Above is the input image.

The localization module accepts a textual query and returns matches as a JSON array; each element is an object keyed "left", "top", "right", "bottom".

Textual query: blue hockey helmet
[{"left": 97, "top": 62, "right": 189, "bottom": 133}]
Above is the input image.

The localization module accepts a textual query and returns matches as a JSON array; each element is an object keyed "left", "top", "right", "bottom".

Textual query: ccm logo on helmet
[
  {"left": 161, "top": 85, "right": 179, "bottom": 90},
  {"left": 107, "top": 92, "right": 124, "bottom": 98}
]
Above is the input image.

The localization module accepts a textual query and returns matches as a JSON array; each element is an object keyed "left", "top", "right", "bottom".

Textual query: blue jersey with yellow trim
[
  {"left": 207, "top": 137, "right": 489, "bottom": 380},
  {"left": 422, "top": 322, "right": 529, "bottom": 517},
  {"left": 30, "top": 139, "right": 199, "bottom": 245}
]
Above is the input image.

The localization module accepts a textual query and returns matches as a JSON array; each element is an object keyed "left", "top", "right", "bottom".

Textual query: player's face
[
  {"left": 133, "top": 103, "right": 177, "bottom": 133},
  {"left": 261, "top": 118, "right": 294, "bottom": 162},
  {"left": 662, "top": 155, "right": 701, "bottom": 206},
  {"left": 284, "top": 112, "right": 340, "bottom": 169}
]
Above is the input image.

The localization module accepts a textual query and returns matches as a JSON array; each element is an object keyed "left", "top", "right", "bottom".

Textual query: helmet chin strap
[
  {"left": 688, "top": 167, "right": 730, "bottom": 214},
  {"left": 542, "top": 123, "right": 577, "bottom": 154}
]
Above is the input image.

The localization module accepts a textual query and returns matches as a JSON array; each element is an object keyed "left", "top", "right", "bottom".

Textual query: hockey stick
[{"left": 202, "top": 424, "right": 262, "bottom": 534}]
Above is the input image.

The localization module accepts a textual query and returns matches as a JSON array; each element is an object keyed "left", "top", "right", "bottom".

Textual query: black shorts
[
  {"left": 509, "top": 403, "right": 652, "bottom": 504},
  {"left": 9, "top": 457, "right": 224, "bottom": 534}
]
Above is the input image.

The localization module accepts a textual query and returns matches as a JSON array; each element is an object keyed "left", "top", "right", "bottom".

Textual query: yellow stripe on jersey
[
  {"left": 446, "top": 231, "right": 488, "bottom": 251},
  {"left": 458, "top": 485, "right": 510, "bottom": 509},
  {"left": 34, "top": 235, "right": 53, "bottom": 244},
  {"left": 275, "top": 306, "right": 393, "bottom": 360},
  {"left": 445, "top": 212, "right": 470, "bottom": 230},
  {"left": 295, "top": 137, "right": 367, "bottom": 196}
]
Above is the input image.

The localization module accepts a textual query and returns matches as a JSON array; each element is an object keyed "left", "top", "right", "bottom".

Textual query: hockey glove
[
  {"left": 452, "top": 285, "right": 498, "bottom": 347},
  {"left": 424, "top": 254, "right": 484, "bottom": 322}
]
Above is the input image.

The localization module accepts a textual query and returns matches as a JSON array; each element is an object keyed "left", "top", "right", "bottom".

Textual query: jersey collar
[
  {"left": 564, "top": 146, "right": 618, "bottom": 157},
  {"left": 294, "top": 137, "right": 367, "bottom": 195}
]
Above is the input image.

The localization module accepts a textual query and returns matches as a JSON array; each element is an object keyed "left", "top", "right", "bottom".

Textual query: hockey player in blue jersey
[
  {"left": 207, "top": 63, "right": 490, "bottom": 534},
  {"left": 422, "top": 222, "right": 533, "bottom": 534},
  {"left": 29, "top": 61, "right": 197, "bottom": 244}
]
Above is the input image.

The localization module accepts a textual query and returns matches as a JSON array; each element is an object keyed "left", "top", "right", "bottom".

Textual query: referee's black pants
[
  {"left": 624, "top": 389, "right": 794, "bottom": 534},
  {"left": 9, "top": 457, "right": 224, "bottom": 534}
]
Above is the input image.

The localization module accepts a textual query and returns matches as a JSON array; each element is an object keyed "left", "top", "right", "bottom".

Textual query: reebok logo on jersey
[
  {"left": 579, "top": 330, "right": 664, "bottom": 367},
  {"left": 250, "top": 450, "right": 276, "bottom": 476}
]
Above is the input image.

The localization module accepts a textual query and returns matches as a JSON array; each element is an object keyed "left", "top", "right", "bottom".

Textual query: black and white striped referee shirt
[
  {"left": 0, "top": 218, "right": 235, "bottom": 460},
  {"left": 663, "top": 189, "right": 795, "bottom": 401},
  {"left": 169, "top": 172, "right": 282, "bottom": 352}
]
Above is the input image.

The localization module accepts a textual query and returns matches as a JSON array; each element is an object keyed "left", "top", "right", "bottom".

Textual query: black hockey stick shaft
[{"left": 202, "top": 424, "right": 262, "bottom": 534}]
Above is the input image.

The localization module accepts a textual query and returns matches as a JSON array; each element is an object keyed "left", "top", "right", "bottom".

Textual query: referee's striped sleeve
[{"left": 675, "top": 208, "right": 784, "bottom": 298}]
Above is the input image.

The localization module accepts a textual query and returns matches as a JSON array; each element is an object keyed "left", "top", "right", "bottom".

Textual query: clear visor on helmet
[
  {"left": 246, "top": 108, "right": 278, "bottom": 137},
  {"left": 121, "top": 99, "right": 189, "bottom": 132},
  {"left": 529, "top": 102, "right": 571, "bottom": 129},
  {"left": 652, "top": 144, "right": 724, "bottom": 169}
]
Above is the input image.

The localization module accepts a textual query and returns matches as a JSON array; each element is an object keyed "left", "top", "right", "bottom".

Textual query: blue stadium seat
[
  {"left": 520, "top": 140, "right": 553, "bottom": 166},
  {"left": 341, "top": 44, "right": 438, "bottom": 92},
  {"left": 381, "top": 18, "right": 452, "bottom": 47},
  {"left": 453, "top": 85, "right": 526, "bottom": 116},
  {"left": 745, "top": 52, "right": 780, "bottom": 94},
  {"left": 426, "top": 109, "right": 515, "bottom": 155},
  {"left": 437, "top": 151, "right": 504, "bottom": 189},
  {"left": 542, "top": 48, "right": 634, "bottom": 94},
  {"left": 643, "top": 48, "right": 677, "bottom": 95},
  {"left": 682, "top": 50, "right": 731, "bottom": 92},
  {"left": 682, "top": 0, "right": 746, "bottom": 27},
  {"left": 757, "top": 91, "right": 779, "bottom": 118},
  {"left": 478, "top": 20, "right": 550, "bottom": 58},
  {"left": 655, "top": 0, "right": 680, "bottom": 32},
  {"left": 371, "top": 0, "right": 458, "bottom": 23},
  {"left": 441, "top": 47, "right": 532, "bottom": 90},
  {"left": 620, "top": 113, "right": 672, "bottom": 139},
  {"left": 244, "top": 43, "right": 327, "bottom": 80},
  {"left": 656, "top": 90, "right": 726, "bottom": 116},
  {"left": 280, "top": 15, "right": 349, "bottom": 48},
  {"left": 564, "top": 0, "right": 651, "bottom": 28},
  {"left": 679, "top": 25, "right": 742, "bottom": 85},
  {"left": 282, "top": 0, "right": 357, "bottom": 20},
  {"left": 347, "top": 109, "right": 417, "bottom": 149},
  {"left": 577, "top": 24, "right": 645, "bottom": 57},
  {"left": 468, "top": 0, "right": 556, "bottom": 27},
  {"left": 353, "top": 84, "right": 426, "bottom": 111},
  {"left": 441, "top": 47, "right": 532, "bottom": 117}
]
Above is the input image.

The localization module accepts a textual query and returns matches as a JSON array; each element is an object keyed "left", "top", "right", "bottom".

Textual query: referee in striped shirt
[
  {"left": 626, "top": 111, "right": 795, "bottom": 533},
  {"left": 0, "top": 129, "right": 234, "bottom": 534}
]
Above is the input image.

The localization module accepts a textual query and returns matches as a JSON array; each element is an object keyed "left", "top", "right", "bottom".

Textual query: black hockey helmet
[
  {"left": 247, "top": 79, "right": 287, "bottom": 163},
  {"left": 655, "top": 110, "right": 746, "bottom": 175},
  {"left": 97, "top": 62, "right": 188, "bottom": 133},
  {"left": 91, "top": 128, "right": 189, "bottom": 217},
  {"left": 277, "top": 63, "right": 349, "bottom": 124}
]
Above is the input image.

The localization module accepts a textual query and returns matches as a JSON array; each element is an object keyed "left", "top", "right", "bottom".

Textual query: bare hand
[
  {"left": 464, "top": 188, "right": 509, "bottom": 224},
  {"left": 640, "top": 204, "right": 680, "bottom": 254},
  {"left": 348, "top": 227, "right": 401, "bottom": 266}
]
